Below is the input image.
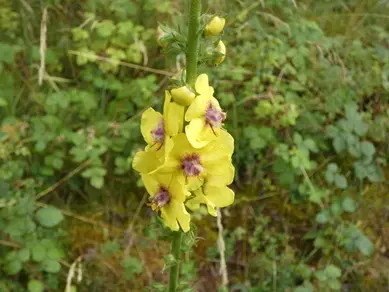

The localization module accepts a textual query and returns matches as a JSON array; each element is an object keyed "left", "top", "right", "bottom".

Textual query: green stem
[
  {"left": 168, "top": 231, "right": 183, "bottom": 292},
  {"left": 168, "top": 1, "right": 201, "bottom": 291},
  {"left": 186, "top": 0, "right": 201, "bottom": 87}
]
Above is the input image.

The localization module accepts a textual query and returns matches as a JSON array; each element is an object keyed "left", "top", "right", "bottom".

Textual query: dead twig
[
  {"left": 216, "top": 208, "right": 229, "bottom": 287},
  {"left": 38, "top": 8, "right": 48, "bottom": 86},
  {"left": 34, "top": 160, "right": 91, "bottom": 200},
  {"left": 68, "top": 50, "right": 174, "bottom": 76},
  {"left": 123, "top": 193, "right": 148, "bottom": 256}
]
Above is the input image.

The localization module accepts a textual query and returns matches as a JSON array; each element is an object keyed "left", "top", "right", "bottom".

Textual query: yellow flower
[
  {"left": 157, "top": 131, "right": 234, "bottom": 191},
  {"left": 186, "top": 184, "right": 234, "bottom": 216},
  {"left": 132, "top": 106, "right": 174, "bottom": 174},
  {"left": 142, "top": 173, "right": 191, "bottom": 232},
  {"left": 140, "top": 107, "right": 165, "bottom": 148},
  {"left": 185, "top": 74, "right": 227, "bottom": 148},
  {"left": 215, "top": 40, "right": 226, "bottom": 64},
  {"left": 205, "top": 16, "right": 226, "bottom": 36},
  {"left": 170, "top": 85, "right": 196, "bottom": 106}
]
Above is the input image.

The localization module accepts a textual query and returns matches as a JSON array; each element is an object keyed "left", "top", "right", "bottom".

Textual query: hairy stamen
[
  {"left": 151, "top": 120, "right": 165, "bottom": 145},
  {"left": 205, "top": 103, "right": 226, "bottom": 130},
  {"left": 181, "top": 153, "right": 203, "bottom": 177},
  {"left": 152, "top": 186, "right": 170, "bottom": 209}
]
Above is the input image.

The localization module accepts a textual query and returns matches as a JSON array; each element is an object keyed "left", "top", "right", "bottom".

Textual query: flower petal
[
  {"left": 160, "top": 207, "right": 179, "bottom": 231},
  {"left": 201, "top": 129, "right": 234, "bottom": 157},
  {"left": 185, "top": 118, "right": 217, "bottom": 148},
  {"left": 162, "top": 200, "right": 190, "bottom": 232},
  {"left": 170, "top": 86, "right": 195, "bottom": 106},
  {"left": 170, "top": 177, "right": 190, "bottom": 201},
  {"left": 166, "top": 102, "right": 184, "bottom": 136},
  {"left": 185, "top": 95, "right": 209, "bottom": 122},
  {"left": 195, "top": 74, "right": 211, "bottom": 96},
  {"left": 185, "top": 189, "right": 217, "bottom": 217},
  {"left": 172, "top": 200, "right": 191, "bottom": 232},
  {"left": 141, "top": 174, "right": 159, "bottom": 196},
  {"left": 203, "top": 184, "right": 235, "bottom": 208},
  {"left": 186, "top": 176, "right": 204, "bottom": 191},
  {"left": 140, "top": 108, "right": 163, "bottom": 145},
  {"left": 205, "top": 161, "right": 235, "bottom": 186},
  {"left": 132, "top": 150, "right": 160, "bottom": 174},
  {"left": 163, "top": 90, "right": 172, "bottom": 115}
]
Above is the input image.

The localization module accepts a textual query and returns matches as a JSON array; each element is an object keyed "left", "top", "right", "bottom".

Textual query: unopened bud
[
  {"left": 156, "top": 26, "right": 169, "bottom": 47},
  {"left": 215, "top": 40, "right": 226, "bottom": 64},
  {"left": 205, "top": 16, "right": 225, "bottom": 36},
  {"left": 170, "top": 86, "right": 195, "bottom": 106}
]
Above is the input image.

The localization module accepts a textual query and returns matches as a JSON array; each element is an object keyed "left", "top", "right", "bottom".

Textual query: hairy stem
[
  {"left": 186, "top": 0, "right": 201, "bottom": 87},
  {"left": 168, "top": 231, "right": 183, "bottom": 292},
  {"left": 168, "top": 1, "right": 201, "bottom": 291}
]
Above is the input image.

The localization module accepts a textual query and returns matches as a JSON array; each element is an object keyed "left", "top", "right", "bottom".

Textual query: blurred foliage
[{"left": 1, "top": 0, "right": 389, "bottom": 291}]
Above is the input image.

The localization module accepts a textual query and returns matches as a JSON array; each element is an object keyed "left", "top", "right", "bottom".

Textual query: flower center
[
  {"left": 151, "top": 120, "right": 165, "bottom": 144},
  {"left": 205, "top": 104, "right": 226, "bottom": 129},
  {"left": 181, "top": 153, "right": 203, "bottom": 177},
  {"left": 152, "top": 187, "right": 170, "bottom": 209}
]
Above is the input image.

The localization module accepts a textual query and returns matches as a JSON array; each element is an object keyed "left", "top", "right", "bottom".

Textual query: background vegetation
[{"left": 1, "top": 0, "right": 389, "bottom": 291}]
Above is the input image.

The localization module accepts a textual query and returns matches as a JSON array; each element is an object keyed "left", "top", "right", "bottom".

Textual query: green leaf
[
  {"left": 5, "top": 251, "right": 17, "bottom": 261},
  {"left": 316, "top": 210, "right": 330, "bottom": 224},
  {"left": 121, "top": 256, "right": 143, "bottom": 280},
  {"left": 361, "top": 141, "right": 375, "bottom": 157},
  {"left": 342, "top": 197, "right": 356, "bottom": 213},
  {"left": 5, "top": 260, "right": 22, "bottom": 275},
  {"left": 330, "top": 201, "right": 342, "bottom": 216},
  {"left": 18, "top": 248, "right": 30, "bottom": 262},
  {"left": 47, "top": 247, "right": 65, "bottom": 260},
  {"left": 324, "top": 169, "right": 334, "bottom": 184},
  {"left": 90, "top": 176, "right": 104, "bottom": 189},
  {"left": 325, "top": 264, "right": 341, "bottom": 278},
  {"left": 354, "top": 120, "right": 368, "bottom": 136},
  {"left": 96, "top": 20, "right": 116, "bottom": 38},
  {"left": 82, "top": 167, "right": 107, "bottom": 178},
  {"left": 333, "top": 136, "right": 346, "bottom": 153},
  {"left": 334, "top": 174, "right": 347, "bottom": 189},
  {"left": 294, "top": 282, "right": 314, "bottom": 292},
  {"left": 356, "top": 235, "right": 374, "bottom": 256},
  {"left": 328, "top": 279, "right": 341, "bottom": 290},
  {"left": 32, "top": 245, "right": 46, "bottom": 262},
  {"left": 42, "top": 259, "right": 61, "bottom": 273},
  {"left": 36, "top": 207, "right": 64, "bottom": 228},
  {"left": 27, "top": 280, "right": 44, "bottom": 292},
  {"left": 327, "top": 163, "right": 338, "bottom": 172}
]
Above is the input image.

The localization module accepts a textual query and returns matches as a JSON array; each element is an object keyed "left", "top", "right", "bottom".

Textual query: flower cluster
[{"left": 133, "top": 18, "right": 232, "bottom": 233}]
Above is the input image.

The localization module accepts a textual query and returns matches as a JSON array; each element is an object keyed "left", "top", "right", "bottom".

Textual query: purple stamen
[
  {"left": 205, "top": 103, "right": 226, "bottom": 129},
  {"left": 181, "top": 154, "right": 203, "bottom": 177},
  {"left": 151, "top": 120, "right": 165, "bottom": 144},
  {"left": 153, "top": 187, "right": 170, "bottom": 208}
]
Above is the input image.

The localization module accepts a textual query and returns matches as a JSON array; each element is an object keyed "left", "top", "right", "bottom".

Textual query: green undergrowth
[{"left": 1, "top": 0, "right": 389, "bottom": 291}]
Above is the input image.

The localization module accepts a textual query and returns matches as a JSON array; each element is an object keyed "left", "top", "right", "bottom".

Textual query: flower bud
[
  {"left": 170, "top": 86, "right": 196, "bottom": 106},
  {"left": 205, "top": 16, "right": 225, "bottom": 36},
  {"left": 156, "top": 26, "right": 169, "bottom": 47},
  {"left": 215, "top": 40, "right": 226, "bottom": 64}
]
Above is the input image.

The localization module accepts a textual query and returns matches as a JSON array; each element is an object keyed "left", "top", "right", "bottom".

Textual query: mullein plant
[{"left": 132, "top": 1, "right": 231, "bottom": 290}]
